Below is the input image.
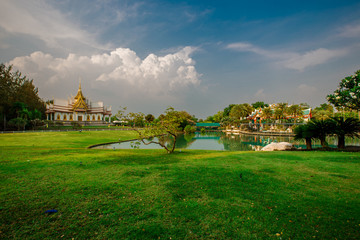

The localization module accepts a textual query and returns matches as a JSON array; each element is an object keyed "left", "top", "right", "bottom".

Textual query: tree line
[{"left": 0, "top": 64, "right": 46, "bottom": 131}]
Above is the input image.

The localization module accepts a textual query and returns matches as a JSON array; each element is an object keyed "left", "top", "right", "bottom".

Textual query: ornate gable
[{"left": 72, "top": 81, "right": 88, "bottom": 111}]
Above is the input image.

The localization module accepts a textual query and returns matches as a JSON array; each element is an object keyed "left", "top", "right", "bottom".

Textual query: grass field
[{"left": 1, "top": 131, "right": 359, "bottom": 239}]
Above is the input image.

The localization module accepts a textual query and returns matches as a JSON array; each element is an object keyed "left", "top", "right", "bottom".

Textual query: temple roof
[{"left": 72, "top": 80, "right": 88, "bottom": 111}]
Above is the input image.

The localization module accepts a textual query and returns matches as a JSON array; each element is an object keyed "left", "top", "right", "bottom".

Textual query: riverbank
[
  {"left": 224, "top": 129, "right": 295, "bottom": 137},
  {"left": 1, "top": 131, "right": 359, "bottom": 239}
]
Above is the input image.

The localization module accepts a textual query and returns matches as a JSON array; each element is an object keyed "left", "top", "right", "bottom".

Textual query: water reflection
[{"left": 93, "top": 131, "right": 360, "bottom": 151}]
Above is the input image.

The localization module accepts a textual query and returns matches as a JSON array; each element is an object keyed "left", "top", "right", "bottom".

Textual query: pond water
[{"left": 93, "top": 132, "right": 360, "bottom": 151}]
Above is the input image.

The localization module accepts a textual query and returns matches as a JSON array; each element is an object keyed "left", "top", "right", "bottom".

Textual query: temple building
[
  {"left": 46, "top": 82, "right": 112, "bottom": 123},
  {"left": 247, "top": 104, "right": 312, "bottom": 123}
]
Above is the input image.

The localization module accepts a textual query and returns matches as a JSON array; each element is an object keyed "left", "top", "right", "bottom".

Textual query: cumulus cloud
[
  {"left": 226, "top": 42, "right": 347, "bottom": 71},
  {"left": 8, "top": 47, "right": 201, "bottom": 96}
]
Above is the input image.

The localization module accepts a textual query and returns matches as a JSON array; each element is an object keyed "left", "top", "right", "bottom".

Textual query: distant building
[
  {"left": 247, "top": 104, "right": 312, "bottom": 122},
  {"left": 46, "top": 81, "right": 112, "bottom": 123}
]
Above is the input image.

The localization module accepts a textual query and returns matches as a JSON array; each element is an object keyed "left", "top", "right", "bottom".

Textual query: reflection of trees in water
[
  {"left": 221, "top": 133, "right": 294, "bottom": 151},
  {"left": 152, "top": 133, "right": 196, "bottom": 149},
  {"left": 220, "top": 135, "right": 253, "bottom": 151},
  {"left": 175, "top": 133, "right": 196, "bottom": 148},
  {"left": 139, "top": 131, "right": 359, "bottom": 151}
]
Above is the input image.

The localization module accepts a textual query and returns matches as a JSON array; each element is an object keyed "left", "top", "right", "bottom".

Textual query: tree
[
  {"left": 229, "top": 104, "right": 253, "bottom": 121},
  {"left": 327, "top": 70, "right": 360, "bottom": 117},
  {"left": 274, "top": 103, "right": 288, "bottom": 122},
  {"left": 0, "top": 63, "right": 45, "bottom": 130},
  {"left": 8, "top": 117, "right": 27, "bottom": 131},
  {"left": 145, "top": 114, "right": 155, "bottom": 123},
  {"left": 307, "top": 119, "right": 333, "bottom": 148},
  {"left": 126, "top": 112, "right": 145, "bottom": 127},
  {"left": 287, "top": 104, "right": 303, "bottom": 122},
  {"left": 223, "top": 104, "right": 235, "bottom": 117},
  {"left": 213, "top": 111, "right": 224, "bottom": 123},
  {"left": 115, "top": 106, "right": 127, "bottom": 121},
  {"left": 135, "top": 107, "right": 183, "bottom": 153},
  {"left": 205, "top": 115, "right": 214, "bottom": 122},
  {"left": 262, "top": 107, "right": 273, "bottom": 120},
  {"left": 294, "top": 124, "right": 314, "bottom": 149},
  {"left": 330, "top": 117, "right": 360, "bottom": 149},
  {"left": 252, "top": 101, "right": 269, "bottom": 109},
  {"left": 312, "top": 103, "right": 333, "bottom": 120}
]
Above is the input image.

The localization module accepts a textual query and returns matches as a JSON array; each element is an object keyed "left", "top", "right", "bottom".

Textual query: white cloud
[
  {"left": 226, "top": 42, "right": 347, "bottom": 71},
  {"left": 0, "top": 0, "right": 106, "bottom": 51},
  {"left": 295, "top": 84, "right": 318, "bottom": 100},
  {"left": 8, "top": 47, "right": 201, "bottom": 96},
  {"left": 297, "top": 84, "right": 317, "bottom": 93},
  {"left": 338, "top": 23, "right": 360, "bottom": 38},
  {"left": 281, "top": 48, "right": 347, "bottom": 71},
  {"left": 254, "top": 89, "right": 266, "bottom": 99}
]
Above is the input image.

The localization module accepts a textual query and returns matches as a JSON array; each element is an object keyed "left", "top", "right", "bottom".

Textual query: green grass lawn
[{"left": 0, "top": 131, "right": 359, "bottom": 239}]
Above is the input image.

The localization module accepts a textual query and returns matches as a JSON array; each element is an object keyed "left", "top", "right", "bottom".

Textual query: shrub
[
  {"left": 184, "top": 125, "right": 196, "bottom": 134},
  {"left": 71, "top": 122, "right": 82, "bottom": 130}
]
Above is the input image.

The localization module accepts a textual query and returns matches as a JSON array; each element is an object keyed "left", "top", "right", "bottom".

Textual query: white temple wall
[{"left": 48, "top": 112, "right": 107, "bottom": 122}]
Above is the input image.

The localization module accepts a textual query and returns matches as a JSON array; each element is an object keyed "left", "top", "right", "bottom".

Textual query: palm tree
[
  {"left": 307, "top": 119, "right": 333, "bottom": 148},
  {"left": 331, "top": 117, "right": 360, "bottom": 149},
  {"left": 288, "top": 104, "right": 303, "bottom": 123},
  {"left": 262, "top": 107, "right": 273, "bottom": 120},
  {"left": 294, "top": 124, "right": 314, "bottom": 149},
  {"left": 229, "top": 104, "right": 254, "bottom": 121},
  {"left": 274, "top": 103, "right": 288, "bottom": 123}
]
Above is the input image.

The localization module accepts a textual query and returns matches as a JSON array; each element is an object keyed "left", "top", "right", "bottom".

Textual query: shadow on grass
[{"left": 96, "top": 149, "right": 206, "bottom": 166}]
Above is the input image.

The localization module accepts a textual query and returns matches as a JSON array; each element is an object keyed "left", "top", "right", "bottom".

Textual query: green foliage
[
  {"left": 184, "top": 125, "right": 196, "bottom": 134},
  {"left": 330, "top": 117, "right": 360, "bottom": 148},
  {"left": 145, "top": 114, "right": 155, "bottom": 123},
  {"left": 205, "top": 115, "right": 214, "bottom": 122},
  {"left": 126, "top": 112, "right": 145, "bottom": 127},
  {"left": 251, "top": 101, "right": 269, "bottom": 109},
  {"left": 287, "top": 104, "right": 303, "bottom": 122},
  {"left": 229, "top": 103, "right": 253, "bottom": 121},
  {"left": 307, "top": 119, "right": 334, "bottom": 148},
  {"left": 274, "top": 103, "right": 288, "bottom": 122},
  {"left": 0, "top": 63, "right": 45, "bottom": 130},
  {"left": 294, "top": 124, "right": 314, "bottom": 149},
  {"left": 115, "top": 106, "right": 127, "bottom": 121},
  {"left": 327, "top": 70, "right": 360, "bottom": 111},
  {"left": 29, "top": 119, "right": 45, "bottom": 130},
  {"left": 205, "top": 111, "right": 224, "bottom": 123},
  {"left": 262, "top": 107, "right": 273, "bottom": 120},
  {"left": 7, "top": 117, "right": 27, "bottom": 131},
  {"left": 312, "top": 103, "right": 334, "bottom": 120},
  {"left": 135, "top": 107, "right": 189, "bottom": 153},
  {"left": 71, "top": 121, "right": 82, "bottom": 130},
  {"left": 223, "top": 104, "right": 235, "bottom": 117}
]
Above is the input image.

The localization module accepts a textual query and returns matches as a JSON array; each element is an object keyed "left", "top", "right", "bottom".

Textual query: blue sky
[{"left": 1, "top": 0, "right": 360, "bottom": 118}]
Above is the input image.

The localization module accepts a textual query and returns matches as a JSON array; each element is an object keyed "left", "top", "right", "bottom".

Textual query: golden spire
[{"left": 72, "top": 78, "right": 88, "bottom": 111}]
